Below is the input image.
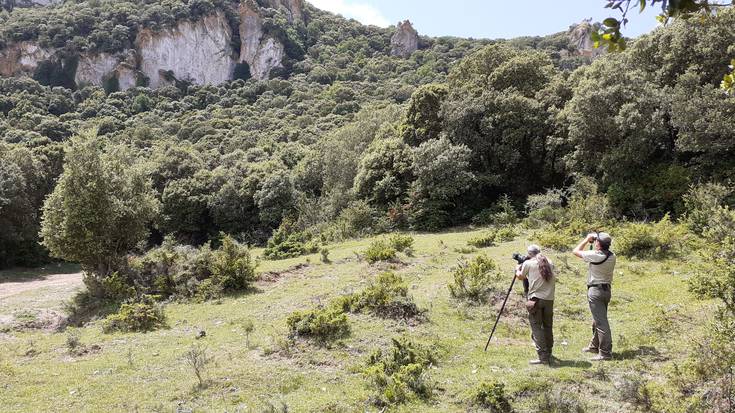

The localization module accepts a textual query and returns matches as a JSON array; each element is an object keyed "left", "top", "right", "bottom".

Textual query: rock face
[
  {"left": 0, "top": 0, "right": 304, "bottom": 88},
  {"left": 266, "top": 0, "right": 303, "bottom": 22},
  {"left": 0, "top": 42, "right": 54, "bottom": 77},
  {"left": 569, "top": 19, "right": 604, "bottom": 58},
  {"left": 136, "top": 12, "right": 236, "bottom": 88},
  {"left": 5, "top": 0, "right": 61, "bottom": 8},
  {"left": 238, "top": 0, "right": 285, "bottom": 80},
  {"left": 391, "top": 20, "right": 418, "bottom": 58},
  {"left": 75, "top": 51, "right": 138, "bottom": 89}
]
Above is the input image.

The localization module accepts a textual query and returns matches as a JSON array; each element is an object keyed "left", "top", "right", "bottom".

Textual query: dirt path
[{"left": 0, "top": 272, "right": 84, "bottom": 299}]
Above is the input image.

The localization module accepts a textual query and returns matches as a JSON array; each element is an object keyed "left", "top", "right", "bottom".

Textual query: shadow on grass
[
  {"left": 0, "top": 262, "right": 81, "bottom": 283},
  {"left": 614, "top": 346, "right": 665, "bottom": 361},
  {"left": 551, "top": 358, "right": 593, "bottom": 368}
]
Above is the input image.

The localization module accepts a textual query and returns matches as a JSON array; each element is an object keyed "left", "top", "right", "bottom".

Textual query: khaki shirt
[
  {"left": 581, "top": 250, "right": 616, "bottom": 285},
  {"left": 521, "top": 258, "right": 556, "bottom": 300}
]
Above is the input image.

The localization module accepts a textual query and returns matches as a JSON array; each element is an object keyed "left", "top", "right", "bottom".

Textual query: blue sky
[{"left": 307, "top": 0, "right": 663, "bottom": 39}]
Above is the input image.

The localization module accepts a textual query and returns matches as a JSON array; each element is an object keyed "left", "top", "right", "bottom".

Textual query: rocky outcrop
[
  {"left": 74, "top": 51, "right": 138, "bottom": 90},
  {"left": 569, "top": 19, "right": 604, "bottom": 58},
  {"left": 0, "top": 0, "right": 304, "bottom": 88},
  {"left": 238, "top": 0, "right": 285, "bottom": 80},
  {"left": 391, "top": 20, "right": 418, "bottom": 58},
  {"left": 266, "top": 0, "right": 303, "bottom": 22},
  {"left": 0, "top": 42, "right": 54, "bottom": 77},
  {"left": 4, "top": 0, "right": 61, "bottom": 8},
  {"left": 136, "top": 12, "right": 236, "bottom": 88}
]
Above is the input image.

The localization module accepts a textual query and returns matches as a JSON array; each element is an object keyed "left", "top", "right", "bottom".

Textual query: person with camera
[
  {"left": 573, "top": 232, "right": 616, "bottom": 361},
  {"left": 515, "top": 244, "right": 556, "bottom": 365}
]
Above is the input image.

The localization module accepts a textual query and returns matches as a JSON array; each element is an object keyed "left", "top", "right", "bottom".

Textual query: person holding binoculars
[{"left": 573, "top": 232, "right": 616, "bottom": 361}]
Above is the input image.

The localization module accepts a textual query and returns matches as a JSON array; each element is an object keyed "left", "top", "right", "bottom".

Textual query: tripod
[{"left": 483, "top": 272, "right": 527, "bottom": 351}]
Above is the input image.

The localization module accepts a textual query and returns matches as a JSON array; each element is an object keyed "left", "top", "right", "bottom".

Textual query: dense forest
[{"left": 0, "top": 0, "right": 732, "bottom": 267}]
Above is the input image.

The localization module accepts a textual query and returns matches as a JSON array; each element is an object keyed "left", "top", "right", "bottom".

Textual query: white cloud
[{"left": 308, "top": 0, "right": 391, "bottom": 27}]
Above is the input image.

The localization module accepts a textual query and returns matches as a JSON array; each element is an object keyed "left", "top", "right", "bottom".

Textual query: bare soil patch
[{"left": 0, "top": 272, "right": 83, "bottom": 299}]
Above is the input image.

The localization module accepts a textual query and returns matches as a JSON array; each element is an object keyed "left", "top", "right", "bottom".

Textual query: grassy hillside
[{"left": 0, "top": 228, "right": 713, "bottom": 412}]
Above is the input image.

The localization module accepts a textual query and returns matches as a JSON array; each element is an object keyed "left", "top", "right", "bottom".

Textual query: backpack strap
[{"left": 590, "top": 251, "right": 613, "bottom": 266}]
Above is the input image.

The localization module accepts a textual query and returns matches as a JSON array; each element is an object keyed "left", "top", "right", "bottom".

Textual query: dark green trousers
[{"left": 528, "top": 298, "right": 554, "bottom": 362}]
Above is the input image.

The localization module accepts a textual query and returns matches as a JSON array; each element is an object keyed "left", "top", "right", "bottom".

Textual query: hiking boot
[
  {"left": 590, "top": 355, "right": 612, "bottom": 361},
  {"left": 582, "top": 346, "right": 598, "bottom": 354}
]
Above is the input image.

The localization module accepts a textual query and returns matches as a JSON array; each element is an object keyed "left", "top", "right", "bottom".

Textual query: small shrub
[
  {"left": 320, "top": 247, "right": 330, "bottom": 263},
  {"left": 364, "top": 240, "right": 397, "bottom": 264},
  {"left": 194, "top": 278, "right": 224, "bottom": 302},
  {"left": 102, "top": 296, "right": 166, "bottom": 333},
  {"left": 468, "top": 380, "right": 513, "bottom": 412},
  {"left": 347, "top": 272, "right": 423, "bottom": 320},
  {"left": 683, "top": 182, "right": 732, "bottom": 235},
  {"left": 536, "top": 390, "right": 586, "bottom": 413},
  {"left": 525, "top": 188, "right": 567, "bottom": 227},
  {"left": 264, "top": 220, "right": 319, "bottom": 260},
  {"left": 286, "top": 307, "right": 350, "bottom": 342},
  {"left": 617, "top": 375, "right": 653, "bottom": 410},
  {"left": 532, "top": 228, "right": 575, "bottom": 251},
  {"left": 338, "top": 200, "right": 378, "bottom": 236},
  {"left": 241, "top": 319, "right": 255, "bottom": 348},
  {"left": 210, "top": 235, "right": 257, "bottom": 291},
  {"left": 494, "top": 226, "right": 517, "bottom": 243},
  {"left": 388, "top": 234, "right": 414, "bottom": 253},
  {"left": 448, "top": 255, "right": 503, "bottom": 303},
  {"left": 615, "top": 215, "right": 689, "bottom": 258},
  {"left": 472, "top": 195, "right": 519, "bottom": 227},
  {"left": 468, "top": 229, "right": 498, "bottom": 248},
  {"left": 183, "top": 344, "right": 213, "bottom": 388},
  {"left": 65, "top": 329, "right": 82, "bottom": 353},
  {"left": 364, "top": 337, "right": 438, "bottom": 406}
]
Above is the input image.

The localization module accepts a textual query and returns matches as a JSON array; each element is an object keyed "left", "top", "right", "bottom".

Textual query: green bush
[
  {"left": 286, "top": 307, "right": 350, "bottom": 342},
  {"left": 467, "top": 380, "right": 513, "bottom": 412},
  {"left": 615, "top": 215, "right": 689, "bottom": 258},
  {"left": 448, "top": 255, "right": 503, "bottom": 303},
  {"left": 264, "top": 220, "right": 319, "bottom": 260},
  {"left": 320, "top": 247, "right": 330, "bottom": 263},
  {"left": 535, "top": 390, "right": 586, "bottom": 413},
  {"left": 494, "top": 226, "right": 518, "bottom": 243},
  {"left": 102, "top": 296, "right": 166, "bottom": 333},
  {"left": 468, "top": 229, "right": 498, "bottom": 248},
  {"left": 525, "top": 188, "right": 567, "bottom": 228},
  {"left": 364, "top": 240, "right": 398, "bottom": 264},
  {"left": 532, "top": 228, "right": 575, "bottom": 251},
  {"left": 346, "top": 272, "right": 423, "bottom": 320},
  {"left": 683, "top": 182, "right": 732, "bottom": 235},
  {"left": 388, "top": 234, "right": 414, "bottom": 253},
  {"left": 194, "top": 278, "right": 224, "bottom": 302},
  {"left": 364, "top": 337, "right": 438, "bottom": 405},
  {"left": 210, "top": 235, "right": 257, "bottom": 292},
  {"left": 472, "top": 195, "right": 518, "bottom": 227}
]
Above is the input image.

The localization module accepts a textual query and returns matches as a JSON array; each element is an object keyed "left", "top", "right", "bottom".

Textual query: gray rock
[{"left": 391, "top": 20, "right": 418, "bottom": 58}]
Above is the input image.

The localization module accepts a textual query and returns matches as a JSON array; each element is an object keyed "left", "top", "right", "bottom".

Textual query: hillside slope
[{"left": 0, "top": 229, "right": 713, "bottom": 412}]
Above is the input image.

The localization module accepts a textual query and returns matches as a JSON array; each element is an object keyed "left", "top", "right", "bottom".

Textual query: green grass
[{"left": 0, "top": 229, "right": 713, "bottom": 412}]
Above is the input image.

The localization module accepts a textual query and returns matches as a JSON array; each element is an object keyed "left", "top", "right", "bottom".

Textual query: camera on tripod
[{"left": 512, "top": 253, "right": 530, "bottom": 296}]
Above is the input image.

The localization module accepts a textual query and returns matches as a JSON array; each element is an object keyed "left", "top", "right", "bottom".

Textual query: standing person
[
  {"left": 573, "top": 232, "right": 616, "bottom": 361},
  {"left": 516, "top": 244, "right": 556, "bottom": 365}
]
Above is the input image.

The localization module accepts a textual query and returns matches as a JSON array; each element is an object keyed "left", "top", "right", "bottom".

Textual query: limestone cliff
[
  {"left": 266, "top": 0, "right": 303, "bottom": 22},
  {"left": 391, "top": 20, "right": 418, "bottom": 58},
  {"left": 569, "top": 19, "right": 604, "bottom": 58},
  {"left": 0, "top": 42, "right": 54, "bottom": 77},
  {"left": 0, "top": 0, "right": 304, "bottom": 88},
  {"left": 136, "top": 12, "right": 236, "bottom": 88},
  {"left": 238, "top": 0, "right": 285, "bottom": 81},
  {"left": 74, "top": 51, "right": 138, "bottom": 89}
]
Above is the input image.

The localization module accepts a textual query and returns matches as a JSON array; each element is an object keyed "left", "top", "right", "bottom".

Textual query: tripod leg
[{"left": 484, "top": 274, "right": 518, "bottom": 351}]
